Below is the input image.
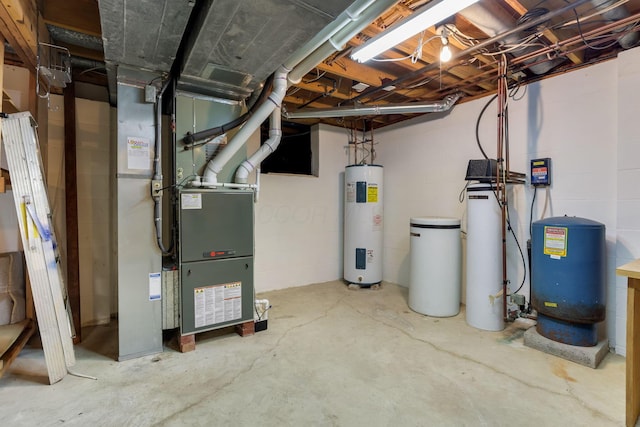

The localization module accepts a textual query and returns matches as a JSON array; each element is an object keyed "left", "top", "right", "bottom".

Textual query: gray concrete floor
[{"left": 0, "top": 281, "right": 627, "bottom": 426}]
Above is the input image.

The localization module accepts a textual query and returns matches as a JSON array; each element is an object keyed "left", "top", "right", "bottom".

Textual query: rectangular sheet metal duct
[{"left": 178, "top": 0, "right": 350, "bottom": 99}]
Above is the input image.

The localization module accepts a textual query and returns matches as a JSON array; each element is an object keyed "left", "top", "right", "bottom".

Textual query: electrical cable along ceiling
[{"left": 37, "top": 0, "right": 640, "bottom": 128}]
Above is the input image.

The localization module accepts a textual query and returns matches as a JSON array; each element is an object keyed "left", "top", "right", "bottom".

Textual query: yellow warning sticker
[
  {"left": 367, "top": 184, "right": 378, "bottom": 203},
  {"left": 544, "top": 302, "right": 558, "bottom": 308},
  {"left": 543, "top": 226, "right": 568, "bottom": 257}
]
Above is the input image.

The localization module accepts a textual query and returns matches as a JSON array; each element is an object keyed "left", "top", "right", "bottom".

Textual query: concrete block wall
[
  {"left": 252, "top": 124, "right": 346, "bottom": 292},
  {"left": 615, "top": 47, "right": 640, "bottom": 355},
  {"left": 374, "top": 49, "right": 640, "bottom": 354}
]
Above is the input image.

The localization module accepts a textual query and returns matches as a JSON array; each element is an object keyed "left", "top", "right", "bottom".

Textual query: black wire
[
  {"left": 475, "top": 94, "right": 497, "bottom": 160},
  {"left": 573, "top": 7, "right": 634, "bottom": 51},
  {"left": 506, "top": 202, "right": 527, "bottom": 296},
  {"left": 529, "top": 186, "right": 538, "bottom": 238},
  {"left": 487, "top": 186, "right": 527, "bottom": 296}
]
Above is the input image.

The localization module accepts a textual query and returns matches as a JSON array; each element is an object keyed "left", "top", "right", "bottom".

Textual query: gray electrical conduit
[
  {"left": 153, "top": 77, "right": 173, "bottom": 255},
  {"left": 195, "top": 0, "right": 399, "bottom": 187}
]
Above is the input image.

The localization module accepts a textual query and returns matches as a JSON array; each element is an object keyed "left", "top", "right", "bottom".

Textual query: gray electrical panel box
[{"left": 179, "top": 189, "right": 254, "bottom": 335}]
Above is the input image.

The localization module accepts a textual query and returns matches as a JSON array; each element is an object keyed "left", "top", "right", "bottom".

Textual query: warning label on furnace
[
  {"left": 194, "top": 281, "right": 242, "bottom": 328},
  {"left": 543, "top": 226, "right": 568, "bottom": 257}
]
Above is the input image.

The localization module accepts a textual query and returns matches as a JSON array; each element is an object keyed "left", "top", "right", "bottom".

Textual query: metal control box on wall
[
  {"left": 179, "top": 190, "right": 254, "bottom": 335},
  {"left": 531, "top": 158, "right": 551, "bottom": 186}
]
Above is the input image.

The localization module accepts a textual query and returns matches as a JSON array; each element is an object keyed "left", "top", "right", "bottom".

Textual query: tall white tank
[
  {"left": 465, "top": 183, "right": 504, "bottom": 331},
  {"left": 344, "top": 165, "right": 383, "bottom": 286}
]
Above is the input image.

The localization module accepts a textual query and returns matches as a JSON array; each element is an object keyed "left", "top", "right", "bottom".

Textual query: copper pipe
[
  {"left": 496, "top": 57, "right": 509, "bottom": 322},
  {"left": 511, "top": 11, "right": 640, "bottom": 67},
  {"left": 372, "top": 9, "right": 640, "bottom": 104},
  {"left": 348, "top": 0, "right": 593, "bottom": 103},
  {"left": 415, "top": 19, "right": 639, "bottom": 103}
]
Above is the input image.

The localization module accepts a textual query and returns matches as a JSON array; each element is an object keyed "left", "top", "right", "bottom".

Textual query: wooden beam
[
  {"left": 355, "top": 26, "right": 495, "bottom": 92},
  {"left": 0, "top": 0, "right": 40, "bottom": 70},
  {"left": 42, "top": 0, "right": 101, "bottom": 37},
  {"left": 503, "top": 0, "right": 584, "bottom": 64},
  {"left": 63, "top": 81, "right": 81, "bottom": 344},
  {"left": 0, "top": 319, "right": 35, "bottom": 379},
  {"left": 315, "top": 59, "right": 395, "bottom": 88}
]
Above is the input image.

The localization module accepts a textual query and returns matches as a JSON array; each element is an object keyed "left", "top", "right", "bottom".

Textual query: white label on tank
[
  {"left": 550, "top": 255, "right": 561, "bottom": 260},
  {"left": 194, "top": 281, "right": 242, "bottom": 328},
  {"left": 372, "top": 206, "right": 383, "bottom": 231},
  {"left": 346, "top": 182, "right": 355, "bottom": 203},
  {"left": 181, "top": 193, "right": 202, "bottom": 210},
  {"left": 367, "top": 249, "right": 374, "bottom": 263}
]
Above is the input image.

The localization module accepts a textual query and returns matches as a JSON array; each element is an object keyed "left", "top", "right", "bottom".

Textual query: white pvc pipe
[
  {"left": 289, "top": 0, "right": 397, "bottom": 84},
  {"left": 201, "top": 67, "right": 288, "bottom": 186},
  {"left": 199, "top": 0, "right": 393, "bottom": 188},
  {"left": 282, "top": 0, "right": 378, "bottom": 70},
  {"left": 235, "top": 107, "right": 282, "bottom": 184},
  {"left": 254, "top": 167, "right": 261, "bottom": 203},
  {"left": 284, "top": 93, "right": 462, "bottom": 119}
]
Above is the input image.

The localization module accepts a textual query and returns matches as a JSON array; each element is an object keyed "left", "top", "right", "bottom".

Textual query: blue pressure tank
[{"left": 531, "top": 216, "right": 605, "bottom": 346}]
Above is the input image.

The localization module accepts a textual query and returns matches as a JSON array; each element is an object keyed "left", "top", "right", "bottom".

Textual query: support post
[{"left": 63, "top": 81, "right": 81, "bottom": 343}]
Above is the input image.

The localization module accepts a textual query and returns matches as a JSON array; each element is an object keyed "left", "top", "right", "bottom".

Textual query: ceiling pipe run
[
  {"left": 234, "top": 107, "right": 282, "bottom": 184},
  {"left": 283, "top": 92, "right": 462, "bottom": 119},
  {"left": 457, "top": 3, "right": 564, "bottom": 75},
  {"left": 591, "top": 0, "right": 639, "bottom": 48},
  {"left": 349, "top": 0, "right": 592, "bottom": 104},
  {"left": 288, "top": 0, "right": 398, "bottom": 84},
  {"left": 196, "top": 0, "right": 398, "bottom": 187},
  {"left": 199, "top": 67, "right": 288, "bottom": 186}
]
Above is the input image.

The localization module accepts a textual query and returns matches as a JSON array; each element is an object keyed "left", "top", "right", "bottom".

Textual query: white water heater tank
[
  {"left": 465, "top": 183, "right": 504, "bottom": 331},
  {"left": 344, "top": 164, "right": 383, "bottom": 286}
]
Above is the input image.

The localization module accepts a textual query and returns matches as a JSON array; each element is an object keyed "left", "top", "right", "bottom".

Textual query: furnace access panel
[{"left": 179, "top": 189, "right": 254, "bottom": 334}]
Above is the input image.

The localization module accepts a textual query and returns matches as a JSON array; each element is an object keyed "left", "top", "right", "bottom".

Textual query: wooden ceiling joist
[
  {"left": 503, "top": 0, "right": 584, "bottom": 64},
  {"left": 41, "top": 0, "right": 101, "bottom": 37},
  {"left": 0, "top": 0, "right": 43, "bottom": 71}
]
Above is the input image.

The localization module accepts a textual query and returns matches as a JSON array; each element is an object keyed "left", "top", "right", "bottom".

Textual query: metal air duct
[
  {"left": 458, "top": 3, "right": 563, "bottom": 75},
  {"left": 283, "top": 93, "right": 462, "bottom": 119}
]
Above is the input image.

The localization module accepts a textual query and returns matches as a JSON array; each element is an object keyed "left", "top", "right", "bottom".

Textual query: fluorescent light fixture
[{"left": 351, "top": 0, "right": 480, "bottom": 63}]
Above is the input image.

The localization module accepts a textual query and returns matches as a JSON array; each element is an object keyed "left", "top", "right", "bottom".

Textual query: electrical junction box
[{"left": 531, "top": 158, "right": 551, "bottom": 187}]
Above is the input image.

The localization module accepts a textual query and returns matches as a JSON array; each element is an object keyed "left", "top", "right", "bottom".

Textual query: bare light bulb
[{"left": 440, "top": 41, "right": 452, "bottom": 62}]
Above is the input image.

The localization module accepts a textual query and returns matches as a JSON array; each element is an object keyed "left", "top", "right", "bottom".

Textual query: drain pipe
[
  {"left": 284, "top": 93, "right": 462, "bottom": 119},
  {"left": 288, "top": 0, "right": 397, "bottom": 84},
  {"left": 283, "top": 0, "right": 380, "bottom": 70},
  {"left": 199, "top": 68, "right": 287, "bottom": 186},
  {"left": 235, "top": 107, "right": 282, "bottom": 184},
  {"left": 196, "top": 0, "right": 397, "bottom": 187}
]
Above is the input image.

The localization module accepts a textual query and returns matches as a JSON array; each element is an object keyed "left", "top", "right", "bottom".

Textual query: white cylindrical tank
[
  {"left": 409, "top": 217, "right": 461, "bottom": 317},
  {"left": 344, "top": 164, "right": 383, "bottom": 286},
  {"left": 465, "top": 183, "right": 504, "bottom": 331}
]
